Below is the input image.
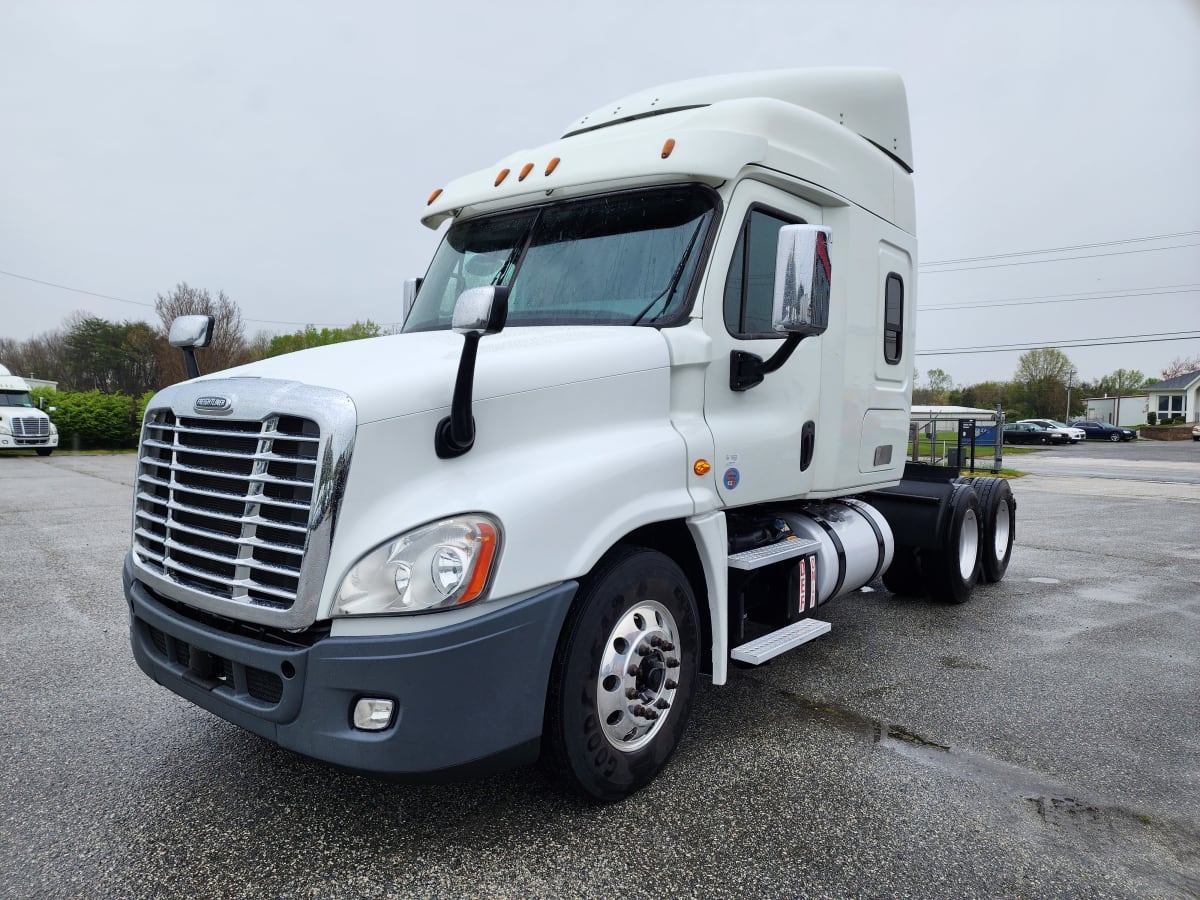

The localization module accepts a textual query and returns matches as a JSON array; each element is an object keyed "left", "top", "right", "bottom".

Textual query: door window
[{"left": 723, "top": 207, "right": 803, "bottom": 338}]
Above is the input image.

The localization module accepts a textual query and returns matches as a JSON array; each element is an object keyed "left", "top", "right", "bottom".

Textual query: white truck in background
[
  {"left": 0, "top": 364, "right": 57, "bottom": 456},
  {"left": 125, "top": 69, "right": 1017, "bottom": 801}
]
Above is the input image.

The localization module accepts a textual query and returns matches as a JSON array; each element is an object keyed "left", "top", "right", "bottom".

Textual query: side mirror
[
  {"left": 772, "top": 225, "right": 832, "bottom": 336},
  {"left": 169, "top": 315, "right": 216, "bottom": 380},
  {"left": 729, "top": 225, "right": 832, "bottom": 392},
  {"left": 402, "top": 277, "right": 422, "bottom": 322},
  {"left": 168, "top": 315, "right": 215, "bottom": 349},
  {"left": 451, "top": 286, "right": 508, "bottom": 335},
  {"left": 435, "top": 286, "right": 510, "bottom": 459}
]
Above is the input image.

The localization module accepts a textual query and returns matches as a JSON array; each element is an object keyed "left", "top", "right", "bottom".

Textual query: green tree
[
  {"left": 1094, "top": 368, "right": 1147, "bottom": 397},
  {"left": 265, "top": 321, "right": 383, "bottom": 358},
  {"left": 60, "top": 314, "right": 159, "bottom": 394},
  {"left": 1012, "top": 348, "right": 1074, "bottom": 418},
  {"left": 949, "top": 380, "right": 1009, "bottom": 412}
]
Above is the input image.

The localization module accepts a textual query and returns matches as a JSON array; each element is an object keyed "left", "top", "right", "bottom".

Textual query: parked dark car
[
  {"left": 1069, "top": 420, "right": 1137, "bottom": 442},
  {"left": 1002, "top": 423, "right": 1071, "bottom": 445}
]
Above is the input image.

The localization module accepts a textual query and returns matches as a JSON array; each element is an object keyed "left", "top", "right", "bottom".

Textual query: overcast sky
[{"left": 2, "top": 0, "right": 1198, "bottom": 387}]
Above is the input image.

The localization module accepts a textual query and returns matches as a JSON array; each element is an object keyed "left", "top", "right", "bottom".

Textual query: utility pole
[{"left": 1065, "top": 367, "right": 1076, "bottom": 421}]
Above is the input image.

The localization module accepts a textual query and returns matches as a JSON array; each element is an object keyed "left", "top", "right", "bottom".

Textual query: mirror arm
[
  {"left": 435, "top": 331, "right": 482, "bottom": 459},
  {"left": 182, "top": 348, "right": 201, "bottom": 380},
  {"left": 729, "top": 334, "right": 802, "bottom": 392}
]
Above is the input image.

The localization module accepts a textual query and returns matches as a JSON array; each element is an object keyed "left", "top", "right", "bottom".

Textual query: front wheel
[
  {"left": 544, "top": 546, "right": 699, "bottom": 802},
  {"left": 1109, "top": 432, "right": 1121, "bottom": 442}
]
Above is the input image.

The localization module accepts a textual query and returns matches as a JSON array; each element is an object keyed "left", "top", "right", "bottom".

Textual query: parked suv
[
  {"left": 1019, "top": 419, "right": 1084, "bottom": 443},
  {"left": 1069, "top": 419, "right": 1137, "bottom": 442}
]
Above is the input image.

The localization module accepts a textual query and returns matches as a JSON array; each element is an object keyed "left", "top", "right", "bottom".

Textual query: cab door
[{"left": 702, "top": 181, "right": 824, "bottom": 507}]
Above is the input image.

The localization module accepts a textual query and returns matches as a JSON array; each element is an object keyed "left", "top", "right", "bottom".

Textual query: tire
[
  {"left": 35, "top": 448, "right": 52, "bottom": 457},
  {"left": 970, "top": 477, "right": 1015, "bottom": 583},
  {"left": 1108, "top": 432, "right": 1121, "bottom": 442},
  {"left": 922, "top": 484, "right": 981, "bottom": 604},
  {"left": 882, "top": 545, "right": 925, "bottom": 596},
  {"left": 544, "top": 546, "right": 699, "bottom": 802}
]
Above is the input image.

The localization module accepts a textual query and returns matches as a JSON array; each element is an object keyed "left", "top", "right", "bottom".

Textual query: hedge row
[{"left": 32, "top": 388, "right": 155, "bottom": 450}]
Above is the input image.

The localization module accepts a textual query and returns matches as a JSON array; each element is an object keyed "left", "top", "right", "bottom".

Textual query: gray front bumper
[{"left": 125, "top": 554, "right": 576, "bottom": 776}]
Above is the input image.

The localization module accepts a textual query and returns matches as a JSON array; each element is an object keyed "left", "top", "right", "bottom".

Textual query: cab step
[
  {"left": 728, "top": 537, "right": 821, "bottom": 571},
  {"left": 730, "top": 618, "right": 831, "bottom": 665}
]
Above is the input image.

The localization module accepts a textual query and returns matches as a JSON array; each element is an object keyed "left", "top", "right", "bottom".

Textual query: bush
[
  {"left": 43, "top": 390, "right": 139, "bottom": 449},
  {"left": 1147, "top": 412, "right": 1157, "bottom": 426}
]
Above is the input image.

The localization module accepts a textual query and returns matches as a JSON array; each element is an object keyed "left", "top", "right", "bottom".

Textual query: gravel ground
[{"left": 0, "top": 449, "right": 1196, "bottom": 898}]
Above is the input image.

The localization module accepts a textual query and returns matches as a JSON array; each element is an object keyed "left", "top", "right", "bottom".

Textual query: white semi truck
[
  {"left": 125, "top": 69, "right": 1016, "bottom": 801},
  {"left": 0, "top": 364, "right": 57, "bottom": 456}
]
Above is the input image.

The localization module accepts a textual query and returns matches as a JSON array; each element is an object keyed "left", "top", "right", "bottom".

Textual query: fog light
[{"left": 352, "top": 698, "right": 396, "bottom": 731}]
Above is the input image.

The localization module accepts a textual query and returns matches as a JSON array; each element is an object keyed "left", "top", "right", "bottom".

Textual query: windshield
[
  {"left": 0, "top": 390, "right": 35, "bottom": 408},
  {"left": 404, "top": 185, "right": 717, "bottom": 331}
]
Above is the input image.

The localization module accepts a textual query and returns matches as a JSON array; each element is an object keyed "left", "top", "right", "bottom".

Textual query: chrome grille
[
  {"left": 133, "top": 411, "right": 321, "bottom": 610},
  {"left": 12, "top": 417, "right": 50, "bottom": 443}
]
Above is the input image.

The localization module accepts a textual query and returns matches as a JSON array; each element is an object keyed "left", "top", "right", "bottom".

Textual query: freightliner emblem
[{"left": 194, "top": 396, "right": 232, "bottom": 414}]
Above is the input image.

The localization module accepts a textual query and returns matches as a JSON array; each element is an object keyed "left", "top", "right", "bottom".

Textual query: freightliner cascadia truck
[{"left": 125, "top": 69, "right": 1016, "bottom": 801}]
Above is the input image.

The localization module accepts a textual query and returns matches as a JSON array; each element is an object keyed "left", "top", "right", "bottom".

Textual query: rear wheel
[
  {"left": 544, "top": 546, "right": 699, "bottom": 802},
  {"left": 970, "top": 477, "right": 1015, "bottom": 583},
  {"left": 923, "top": 485, "right": 981, "bottom": 604}
]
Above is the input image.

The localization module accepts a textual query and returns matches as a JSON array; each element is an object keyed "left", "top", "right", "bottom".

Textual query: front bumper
[{"left": 125, "top": 554, "right": 576, "bottom": 777}]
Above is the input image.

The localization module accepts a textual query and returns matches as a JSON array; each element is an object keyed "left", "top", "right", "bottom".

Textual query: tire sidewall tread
[{"left": 544, "top": 545, "right": 699, "bottom": 802}]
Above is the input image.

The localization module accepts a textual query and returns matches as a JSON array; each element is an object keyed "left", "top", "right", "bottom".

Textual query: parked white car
[{"left": 1019, "top": 419, "right": 1085, "bottom": 443}]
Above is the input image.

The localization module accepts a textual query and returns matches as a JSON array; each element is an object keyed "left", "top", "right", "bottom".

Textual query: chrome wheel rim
[
  {"left": 958, "top": 508, "right": 980, "bottom": 580},
  {"left": 596, "top": 600, "right": 681, "bottom": 752}
]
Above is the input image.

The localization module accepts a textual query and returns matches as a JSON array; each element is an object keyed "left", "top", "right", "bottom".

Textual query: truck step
[
  {"left": 728, "top": 537, "right": 821, "bottom": 571},
  {"left": 730, "top": 618, "right": 831, "bottom": 665}
]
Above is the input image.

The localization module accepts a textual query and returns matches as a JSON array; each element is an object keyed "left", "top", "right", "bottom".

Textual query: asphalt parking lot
[{"left": 1, "top": 447, "right": 1197, "bottom": 898}]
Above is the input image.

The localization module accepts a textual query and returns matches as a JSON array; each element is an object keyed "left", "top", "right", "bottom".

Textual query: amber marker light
[
  {"left": 494, "top": 168, "right": 510, "bottom": 187},
  {"left": 693, "top": 459, "right": 711, "bottom": 476},
  {"left": 545, "top": 157, "right": 561, "bottom": 176},
  {"left": 457, "top": 523, "right": 499, "bottom": 605},
  {"left": 518, "top": 163, "right": 534, "bottom": 181},
  {"left": 427, "top": 188, "right": 443, "bottom": 206},
  {"left": 661, "top": 138, "right": 676, "bottom": 159}
]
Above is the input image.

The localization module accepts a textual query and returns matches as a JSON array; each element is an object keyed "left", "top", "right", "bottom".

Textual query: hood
[{"left": 205, "top": 327, "right": 672, "bottom": 424}]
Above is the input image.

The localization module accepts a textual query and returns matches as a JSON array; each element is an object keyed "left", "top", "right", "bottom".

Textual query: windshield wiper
[
  {"left": 492, "top": 210, "right": 542, "bottom": 287},
  {"left": 629, "top": 216, "right": 706, "bottom": 326}
]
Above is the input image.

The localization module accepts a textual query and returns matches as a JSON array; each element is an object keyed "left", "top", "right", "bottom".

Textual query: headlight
[{"left": 333, "top": 515, "right": 501, "bottom": 616}]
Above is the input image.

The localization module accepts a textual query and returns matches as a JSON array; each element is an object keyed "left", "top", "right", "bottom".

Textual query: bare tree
[
  {"left": 155, "top": 283, "right": 249, "bottom": 386},
  {"left": 1160, "top": 355, "right": 1200, "bottom": 380}
]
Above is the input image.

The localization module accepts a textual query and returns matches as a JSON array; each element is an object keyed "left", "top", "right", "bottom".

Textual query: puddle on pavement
[
  {"left": 1028, "top": 577, "right": 1061, "bottom": 584},
  {"left": 763, "top": 683, "right": 1199, "bottom": 852}
]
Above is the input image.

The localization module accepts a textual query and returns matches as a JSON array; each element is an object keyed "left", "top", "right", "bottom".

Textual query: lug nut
[
  {"left": 637, "top": 643, "right": 653, "bottom": 656},
  {"left": 655, "top": 699, "right": 670, "bottom": 710},
  {"left": 665, "top": 679, "right": 678, "bottom": 690},
  {"left": 662, "top": 642, "right": 675, "bottom": 652},
  {"left": 628, "top": 664, "right": 641, "bottom": 677},
  {"left": 650, "top": 636, "right": 663, "bottom": 648},
  {"left": 666, "top": 658, "right": 680, "bottom": 668},
  {"left": 625, "top": 688, "right": 640, "bottom": 699}
]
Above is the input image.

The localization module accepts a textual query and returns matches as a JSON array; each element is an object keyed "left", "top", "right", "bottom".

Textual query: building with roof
[{"left": 1142, "top": 369, "right": 1200, "bottom": 424}]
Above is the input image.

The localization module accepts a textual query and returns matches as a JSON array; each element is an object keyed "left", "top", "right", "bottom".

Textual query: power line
[
  {"left": 916, "top": 331, "right": 1200, "bottom": 356},
  {"left": 918, "top": 284, "right": 1200, "bottom": 312},
  {"left": 0, "top": 267, "right": 369, "bottom": 328},
  {"left": 0, "top": 269, "right": 154, "bottom": 309},
  {"left": 920, "top": 230, "right": 1200, "bottom": 267},
  {"left": 919, "top": 240, "right": 1200, "bottom": 274}
]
